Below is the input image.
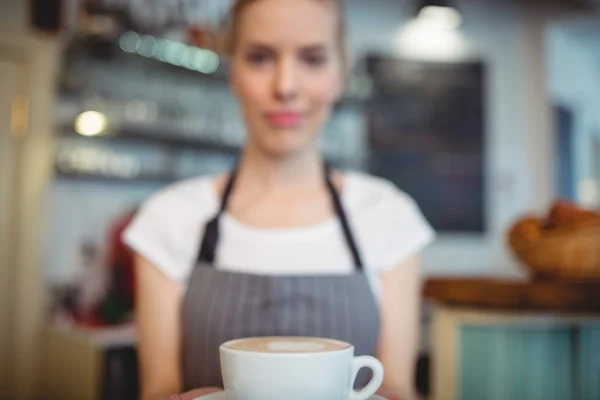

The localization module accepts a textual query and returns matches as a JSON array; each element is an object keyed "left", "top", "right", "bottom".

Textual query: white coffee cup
[{"left": 220, "top": 337, "right": 384, "bottom": 400}]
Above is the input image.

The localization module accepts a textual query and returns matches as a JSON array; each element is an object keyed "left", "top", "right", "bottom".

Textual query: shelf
[
  {"left": 57, "top": 128, "right": 358, "bottom": 165},
  {"left": 54, "top": 170, "right": 175, "bottom": 184},
  {"left": 62, "top": 35, "right": 231, "bottom": 83},
  {"left": 58, "top": 126, "right": 242, "bottom": 154},
  {"left": 55, "top": 128, "right": 362, "bottom": 184}
]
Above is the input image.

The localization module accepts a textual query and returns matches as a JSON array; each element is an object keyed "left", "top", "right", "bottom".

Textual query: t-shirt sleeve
[
  {"left": 377, "top": 184, "right": 436, "bottom": 271},
  {"left": 122, "top": 186, "right": 203, "bottom": 284}
]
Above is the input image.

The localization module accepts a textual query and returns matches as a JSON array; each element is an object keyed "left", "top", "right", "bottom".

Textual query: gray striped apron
[{"left": 181, "top": 167, "right": 380, "bottom": 390}]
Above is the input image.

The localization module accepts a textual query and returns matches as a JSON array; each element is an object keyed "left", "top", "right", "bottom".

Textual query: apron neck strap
[
  {"left": 219, "top": 166, "right": 238, "bottom": 213},
  {"left": 322, "top": 164, "right": 364, "bottom": 270},
  {"left": 197, "top": 164, "right": 365, "bottom": 270}
]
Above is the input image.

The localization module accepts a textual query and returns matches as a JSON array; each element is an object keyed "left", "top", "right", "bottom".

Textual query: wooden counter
[{"left": 424, "top": 278, "right": 600, "bottom": 313}]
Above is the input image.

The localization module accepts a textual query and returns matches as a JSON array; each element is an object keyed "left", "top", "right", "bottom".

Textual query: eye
[
  {"left": 302, "top": 51, "right": 328, "bottom": 67},
  {"left": 246, "top": 52, "right": 271, "bottom": 65}
]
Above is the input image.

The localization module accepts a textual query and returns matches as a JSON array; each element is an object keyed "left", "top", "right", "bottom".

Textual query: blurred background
[{"left": 1, "top": 0, "right": 600, "bottom": 399}]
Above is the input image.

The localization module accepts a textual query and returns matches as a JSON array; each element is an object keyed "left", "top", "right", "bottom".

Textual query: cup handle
[{"left": 348, "top": 356, "right": 384, "bottom": 400}]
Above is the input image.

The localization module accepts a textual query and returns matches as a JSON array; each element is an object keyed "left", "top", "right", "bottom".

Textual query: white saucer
[{"left": 195, "top": 392, "right": 386, "bottom": 400}]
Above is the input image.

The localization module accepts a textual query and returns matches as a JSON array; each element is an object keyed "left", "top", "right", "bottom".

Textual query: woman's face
[{"left": 231, "top": 0, "right": 344, "bottom": 158}]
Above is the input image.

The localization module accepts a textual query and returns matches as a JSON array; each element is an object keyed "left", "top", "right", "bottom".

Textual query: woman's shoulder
[
  {"left": 344, "top": 171, "right": 435, "bottom": 270},
  {"left": 344, "top": 171, "right": 420, "bottom": 214},
  {"left": 123, "top": 174, "right": 222, "bottom": 283}
]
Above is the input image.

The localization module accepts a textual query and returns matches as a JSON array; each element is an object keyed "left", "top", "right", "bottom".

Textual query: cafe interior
[{"left": 1, "top": 0, "right": 600, "bottom": 399}]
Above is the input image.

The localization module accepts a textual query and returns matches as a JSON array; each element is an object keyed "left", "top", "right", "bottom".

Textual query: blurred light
[
  {"left": 125, "top": 101, "right": 149, "bottom": 122},
  {"left": 75, "top": 111, "right": 107, "bottom": 137},
  {"left": 417, "top": 5, "right": 462, "bottom": 31},
  {"left": 57, "top": 146, "right": 142, "bottom": 179},
  {"left": 396, "top": 19, "right": 469, "bottom": 61},
  {"left": 180, "top": 47, "right": 194, "bottom": 69},
  {"left": 162, "top": 41, "right": 177, "bottom": 64},
  {"left": 209, "top": 53, "right": 220, "bottom": 73},
  {"left": 119, "top": 31, "right": 141, "bottom": 53},
  {"left": 198, "top": 52, "right": 220, "bottom": 73},
  {"left": 154, "top": 39, "right": 168, "bottom": 62},
  {"left": 165, "top": 42, "right": 185, "bottom": 66},
  {"left": 137, "top": 35, "right": 158, "bottom": 58},
  {"left": 142, "top": 101, "right": 158, "bottom": 121},
  {"left": 578, "top": 179, "right": 599, "bottom": 207},
  {"left": 119, "top": 31, "right": 220, "bottom": 74},
  {"left": 190, "top": 49, "right": 207, "bottom": 70},
  {"left": 178, "top": 47, "right": 192, "bottom": 68}
]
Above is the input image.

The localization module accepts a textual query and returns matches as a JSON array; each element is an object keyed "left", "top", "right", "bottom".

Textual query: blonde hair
[{"left": 222, "top": 0, "right": 347, "bottom": 59}]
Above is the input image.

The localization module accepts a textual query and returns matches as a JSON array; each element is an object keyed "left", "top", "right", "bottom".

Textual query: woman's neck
[{"left": 237, "top": 145, "right": 324, "bottom": 190}]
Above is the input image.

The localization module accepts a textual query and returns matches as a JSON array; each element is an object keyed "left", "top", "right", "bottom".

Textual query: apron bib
[{"left": 181, "top": 166, "right": 380, "bottom": 389}]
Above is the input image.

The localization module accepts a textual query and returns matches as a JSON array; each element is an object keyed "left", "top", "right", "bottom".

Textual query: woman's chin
[{"left": 254, "top": 137, "right": 316, "bottom": 159}]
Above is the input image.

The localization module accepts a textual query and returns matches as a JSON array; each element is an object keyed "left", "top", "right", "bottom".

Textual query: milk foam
[
  {"left": 224, "top": 337, "right": 349, "bottom": 353},
  {"left": 267, "top": 340, "right": 327, "bottom": 352}
]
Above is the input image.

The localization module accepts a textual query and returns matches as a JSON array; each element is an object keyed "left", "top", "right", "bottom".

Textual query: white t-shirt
[{"left": 123, "top": 171, "right": 435, "bottom": 300}]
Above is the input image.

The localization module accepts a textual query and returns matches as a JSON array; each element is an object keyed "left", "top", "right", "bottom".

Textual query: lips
[{"left": 265, "top": 112, "right": 304, "bottom": 128}]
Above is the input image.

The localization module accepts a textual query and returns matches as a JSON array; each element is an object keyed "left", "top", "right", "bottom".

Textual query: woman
[{"left": 124, "top": 0, "right": 435, "bottom": 399}]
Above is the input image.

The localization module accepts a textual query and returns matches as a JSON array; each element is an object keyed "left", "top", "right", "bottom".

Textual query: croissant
[
  {"left": 508, "top": 216, "right": 544, "bottom": 249},
  {"left": 545, "top": 200, "right": 600, "bottom": 229}
]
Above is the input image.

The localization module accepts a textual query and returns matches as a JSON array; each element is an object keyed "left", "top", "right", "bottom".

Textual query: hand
[
  {"left": 375, "top": 388, "right": 405, "bottom": 400},
  {"left": 354, "top": 386, "right": 404, "bottom": 400},
  {"left": 169, "top": 387, "right": 222, "bottom": 400}
]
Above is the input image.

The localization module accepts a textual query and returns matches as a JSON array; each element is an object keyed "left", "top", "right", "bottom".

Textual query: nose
[{"left": 273, "top": 57, "right": 299, "bottom": 103}]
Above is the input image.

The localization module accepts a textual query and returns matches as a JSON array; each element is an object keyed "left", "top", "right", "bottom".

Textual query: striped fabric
[{"left": 181, "top": 266, "right": 380, "bottom": 390}]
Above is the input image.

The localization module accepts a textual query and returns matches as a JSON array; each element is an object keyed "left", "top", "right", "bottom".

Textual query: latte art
[
  {"left": 268, "top": 340, "right": 326, "bottom": 352},
  {"left": 224, "top": 337, "right": 349, "bottom": 354}
]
